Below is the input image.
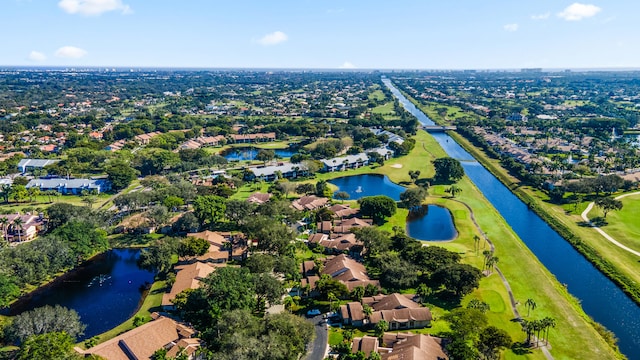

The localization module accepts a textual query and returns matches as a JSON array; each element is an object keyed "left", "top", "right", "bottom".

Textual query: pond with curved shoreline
[
  {"left": 9, "top": 248, "right": 155, "bottom": 341},
  {"left": 221, "top": 146, "right": 296, "bottom": 161},
  {"left": 328, "top": 174, "right": 405, "bottom": 201},
  {"left": 406, "top": 205, "right": 457, "bottom": 241}
]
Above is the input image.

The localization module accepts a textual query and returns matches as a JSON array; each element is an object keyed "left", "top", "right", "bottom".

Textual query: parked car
[{"left": 306, "top": 308, "right": 321, "bottom": 317}]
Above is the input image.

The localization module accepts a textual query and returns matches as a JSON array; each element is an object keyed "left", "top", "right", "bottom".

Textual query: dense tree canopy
[
  {"left": 358, "top": 195, "right": 397, "bottom": 224},
  {"left": 433, "top": 157, "right": 465, "bottom": 183},
  {"left": 7, "top": 305, "right": 85, "bottom": 343}
]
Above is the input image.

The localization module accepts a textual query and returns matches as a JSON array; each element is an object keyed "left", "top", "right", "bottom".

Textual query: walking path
[
  {"left": 580, "top": 192, "right": 640, "bottom": 257},
  {"left": 451, "top": 198, "right": 554, "bottom": 360}
]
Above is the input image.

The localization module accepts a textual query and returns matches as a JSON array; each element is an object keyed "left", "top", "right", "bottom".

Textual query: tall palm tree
[
  {"left": 524, "top": 298, "right": 537, "bottom": 317},
  {"left": 542, "top": 317, "right": 556, "bottom": 345},
  {"left": 447, "top": 184, "right": 462, "bottom": 198},
  {"left": 12, "top": 217, "right": 24, "bottom": 243}
]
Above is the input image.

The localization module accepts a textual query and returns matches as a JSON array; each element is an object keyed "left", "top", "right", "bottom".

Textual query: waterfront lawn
[
  {"left": 454, "top": 175, "right": 620, "bottom": 359},
  {"left": 589, "top": 193, "right": 640, "bottom": 251},
  {"left": 449, "top": 126, "right": 640, "bottom": 303},
  {"left": 78, "top": 279, "right": 166, "bottom": 348}
]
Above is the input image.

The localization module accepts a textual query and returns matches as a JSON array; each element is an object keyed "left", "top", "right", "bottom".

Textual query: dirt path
[
  {"left": 451, "top": 198, "right": 554, "bottom": 360},
  {"left": 580, "top": 192, "right": 640, "bottom": 257}
]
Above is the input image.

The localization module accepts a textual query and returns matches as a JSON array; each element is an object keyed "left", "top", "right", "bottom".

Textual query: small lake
[
  {"left": 406, "top": 205, "right": 457, "bottom": 241},
  {"left": 10, "top": 248, "right": 155, "bottom": 341},
  {"left": 221, "top": 147, "right": 296, "bottom": 161},
  {"left": 328, "top": 174, "right": 405, "bottom": 201}
]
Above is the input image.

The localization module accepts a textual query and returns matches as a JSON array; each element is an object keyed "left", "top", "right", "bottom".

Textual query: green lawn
[
  {"left": 372, "top": 102, "right": 395, "bottom": 115},
  {"left": 368, "top": 89, "right": 386, "bottom": 102},
  {"left": 589, "top": 193, "right": 640, "bottom": 250}
]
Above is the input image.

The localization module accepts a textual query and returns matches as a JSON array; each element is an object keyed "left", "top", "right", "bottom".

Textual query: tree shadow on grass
[
  {"left": 422, "top": 291, "right": 461, "bottom": 311},
  {"left": 511, "top": 341, "right": 533, "bottom": 355}
]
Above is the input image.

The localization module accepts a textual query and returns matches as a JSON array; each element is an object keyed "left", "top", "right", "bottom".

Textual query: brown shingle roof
[
  {"left": 81, "top": 317, "right": 199, "bottom": 360},
  {"left": 352, "top": 336, "right": 379, "bottom": 356},
  {"left": 292, "top": 195, "right": 329, "bottom": 211},
  {"left": 162, "top": 262, "right": 217, "bottom": 307}
]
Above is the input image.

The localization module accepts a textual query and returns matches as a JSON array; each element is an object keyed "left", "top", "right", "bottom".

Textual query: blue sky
[{"left": 3, "top": 0, "right": 638, "bottom": 69}]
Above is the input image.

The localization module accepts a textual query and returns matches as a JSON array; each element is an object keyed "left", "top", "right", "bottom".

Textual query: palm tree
[
  {"left": 27, "top": 187, "right": 40, "bottom": 203},
  {"left": 447, "top": 184, "right": 462, "bottom": 198},
  {"left": 524, "top": 298, "right": 537, "bottom": 317},
  {"left": 12, "top": 217, "right": 24, "bottom": 243},
  {"left": 473, "top": 235, "right": 481, "bottom": 254},
  {"left": 0, "top": 217, "right": 8, "bottom": 244},
  {"left": 542, "top": 317, "right": 556, "bottom": 345}
]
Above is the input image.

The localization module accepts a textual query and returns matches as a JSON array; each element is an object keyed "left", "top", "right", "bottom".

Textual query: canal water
[
  {"left": 9, "top": 248, "right": 155, "bottom": 341},
  {"left": 383, "top": 78, "right": 640, "bottom": 358}
]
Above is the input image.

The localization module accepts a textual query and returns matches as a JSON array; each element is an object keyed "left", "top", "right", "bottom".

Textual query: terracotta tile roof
[
  {"left": 369, "top": 293, "right": 421, "bottom": 311},
  {"left": 188, "top": 230, "right": 226, "bottom": 246}
]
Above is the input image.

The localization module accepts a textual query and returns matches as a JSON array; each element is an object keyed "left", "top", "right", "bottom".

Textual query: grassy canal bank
[
  {"left": 400, "top": 90, "right": 640, "bottom": 307},
  {"left": 310, "top": 130, "right": 622, "bottom": 359}
]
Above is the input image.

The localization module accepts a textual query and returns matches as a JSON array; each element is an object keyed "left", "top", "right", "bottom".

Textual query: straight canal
[{"left": 383, "top": 77, "right": 640, "bottom": 358}]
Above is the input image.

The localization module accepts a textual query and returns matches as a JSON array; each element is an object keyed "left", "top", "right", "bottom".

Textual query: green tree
[
  {"left": 0, "top": 273, "right": 20, "bottom": 307},
  {"left": 255, "top": 149, "right": 275, "bottom": 165},
  {"left": 138, "top": 237, "right": 180, "bottom": 274},
  {"left": 400, "top": 187, "right": 427, "bottom": 210},
  {"left": 524, "top": 298, "right": 537, "bottom": 317},
  {"left": 353, "top": 226, "right": 391, "bottom": 257},
  {"left": 17, "top": 332, "right": 81, "bottom": 360},
  {"left": 595, "top": 196, "right": 623, "bottom": 219},
  {"left": 8, "top": 305, "right": 86, "bottom": 343},
  {"left": 374, "top": 320, "right": 389, "bottom": 343},
  {"left": 476, "top": 326, "right": 512, "bottom": 360},
  {"left": 224, "top": 199, "right": 256, "bottom": 225},
  {"left": 179, "top": 237, "right": 210, "bottom": 259},
  {"left": 433, "top": 157, "right": 465, "bottom": 183},
  {"left": 51, "top": 221, "right": 109, "bottom": 260},
  {"left": 192, "top": 195, "right": 227, "bottom": 225},
  {"left": 430, "top": 263, "right": 482, "bottom": 297},
  {"left": 162, "top": 195, "right": 184, "bottom": 210},
  {"left": 444, "top": 308, "right": 488, "bottom": 341},
  {"left": 446, "top": 184, "right": 462, "bottom": 198},
  {"left": 408, "top": 170, "right": 421, "bottom": 184},
  {"left": 105, "top": 161, "right": 138, "bottom": 191},
  {"left": 335, "top": 191, "right": 350, "bottom": 203},
  {"left": 358, "top": 195, "right": 397, "bottom": 224},
  {"left": 253, "top": 272, "right": 285, "bottom": 312}
]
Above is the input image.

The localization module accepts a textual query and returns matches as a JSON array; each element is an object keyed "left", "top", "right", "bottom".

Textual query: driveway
[{"left": 304, "top": 315, "right": 328, "bottom": 360}]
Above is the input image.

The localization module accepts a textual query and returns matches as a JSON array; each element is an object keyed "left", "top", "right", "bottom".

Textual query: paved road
[{"left": 304, "top": 315, "right": 328, "bottom": 360}]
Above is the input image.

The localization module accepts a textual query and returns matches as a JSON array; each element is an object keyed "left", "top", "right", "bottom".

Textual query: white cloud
[
  {"left": 58, "top": 0, "right": 132, "bottom": 16},
  {"left": 503, "top": 23, "right": 519, "bottom": 32},
  {"left": 339, "top": 61, "right": 356, "bottom": 69},
  {"left": 531, "top": 12, "right": 551, "bottom": 20},
  {"left": 257, "top": 31, "right": 288, "bottom": 46},
  {"left": 558, "top": 3, "right": 601, "bottom": 21},
  {"left": 55, "top": 46, "right": 88, "bottom": 59},
  {"left": 28, "top": 51, "right": 47, "bottom": 62}
]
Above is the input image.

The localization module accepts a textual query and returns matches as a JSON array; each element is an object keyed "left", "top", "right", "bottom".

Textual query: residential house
[
  {"left": 321, "top": 153, "right": 369, "bottom": 172},
  {"left": 352, "top": 333, "right": 447, "bottom": 360},
  {"left": 161, "top": 262, "right": 218, "bottom": 310},
  {"left": 229, "top": 132, "right": 276, "bottom": 143},
  {"left": 370, "top": 128, "right": 405, "bottom": 145},
  {"left": 134, "top": 131, "right": 162, "bottom": 145},
  {"left": 330, "top": 204, "right": 359, "bottom": 219},
  {"left": 1, "top": 213, "right": 46, "bottom": 242},
  {"left": 26, "top": 178, "right": 111, "bottom": 194},
  {"left": 364, "top": 293, "right": 432, "bottom": 330},
  {"left": 292, "top": 195, "right": 329, "bottom": 211},
  {"left": 17, "top": 158, "right": 60, "bottom": 173},
  {"left": 78, "top": 315, "right": 201, "bottom": 360},
  {"left": 247, "top": 192, "right": 272, "bottom": 204},
  {"left": 321, "top": 254, "right": 379, "bottom": 291},
  {"left": 308, "top": 232, "right": 363, "bottom": 256},
  {"left": 188, "top": 230, "right": 249, "bottom": 263},
  {"left": 245, "top": 162, "right": 308, "bottom": 181}
]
